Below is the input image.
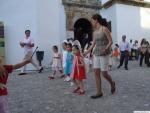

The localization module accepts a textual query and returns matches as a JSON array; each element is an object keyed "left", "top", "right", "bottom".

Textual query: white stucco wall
[
  {"left": 116, "top": 4, "right": 150, "bottom": 44},
  {"left": 100, "top": 4, "right": 118, "bottom": 45},
  {"left": 0, "top": 0, "right": 37, "bottom": 69},
  {"left": 36, "top": 0, "right": 66, "bottom": 68},
  {"left": 0, "top": 0, "right": 66, "bottom": 69}
]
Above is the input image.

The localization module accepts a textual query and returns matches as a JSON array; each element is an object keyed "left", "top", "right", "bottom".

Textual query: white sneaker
[
  {"left": 70, "top": 82, "right": 74, "bottom": 86},
  {"left": 64, "top": 77, "right": 67, "bottom": 81},
  {"left": 66, "top": 76, "right": 71, "bottom": 82}
]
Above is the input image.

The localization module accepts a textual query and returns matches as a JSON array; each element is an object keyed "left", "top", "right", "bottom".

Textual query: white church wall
[
  {"left": 116, "top": 4, "right": 150, "bottom": 44},
  {"left": 36, "top": 0, "right": 66, "bottom": 68},
  {"left": 100, "top": 4, "right": 118, "bottom": 46},
  {"left": 0, "top": 0, "right": 66, "bottom": 70},
  {"left": 0, "top": 0, "right": 37, "bottom": 69}
]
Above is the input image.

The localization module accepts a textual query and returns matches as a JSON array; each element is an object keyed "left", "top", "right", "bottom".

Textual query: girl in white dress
[{"left": 48, "top": 46, "right": 64, "bottom": 79}]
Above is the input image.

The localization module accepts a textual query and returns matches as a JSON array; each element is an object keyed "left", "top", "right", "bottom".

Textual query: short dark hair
[
  {"left": 73, "top": 45, "right": 80, "bottom": 50},
  {"left": 25, "top": 30, "right": 31, "bottom": 33},
  {"left": 53, "top": 45, "right": 58, "bottom": 51},
  {"left": 67, "top": 43, "right": 72, "bottom": 48}
]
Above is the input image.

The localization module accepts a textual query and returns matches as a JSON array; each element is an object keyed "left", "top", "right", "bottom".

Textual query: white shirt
[
  {"left": 119, "top": 41, "right": 131, "bottom": 52},
  {"left": 22, "top": 36, "right": 34, "bottom": 54},
  {"left": 132, "top": 43, "right": 139, "bottom": 50},
  {"left": 129, "top": 42, "right": 133, "bottom": 49},
  {"left": 62, "top": 50, "right": 67, "bottom": 68}
]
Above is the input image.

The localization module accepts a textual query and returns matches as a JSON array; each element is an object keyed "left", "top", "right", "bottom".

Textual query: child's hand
[{"left": 0, "top": 83, "right": 6, "bottom": 90}]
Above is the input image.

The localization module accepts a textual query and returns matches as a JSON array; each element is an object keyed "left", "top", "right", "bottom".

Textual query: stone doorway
[
  {"left": 74, "top": 18, "right": 92, "bottom": 50},
  {"left": 62, "top": 0, "right": 101, "bottom": 49}
]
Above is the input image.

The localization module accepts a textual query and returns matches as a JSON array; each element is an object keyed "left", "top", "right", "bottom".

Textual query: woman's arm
[{"left": 84, "top": 34, "right": 96, "bottom": 55}]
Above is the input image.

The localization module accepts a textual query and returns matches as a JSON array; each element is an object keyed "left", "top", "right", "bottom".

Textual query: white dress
[{"left": 51, "top": 53, "right": 63, "bottom": 71}]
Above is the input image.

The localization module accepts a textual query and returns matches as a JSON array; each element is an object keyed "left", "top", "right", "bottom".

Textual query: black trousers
[
  {"left": 145, "top": 52, "right": 150, "bottom": 67},
  {"left": 129, "top": 49, "right": 134, "bottom": 60},
  {"left": 132, "top": 49, "right": 138, "bottom": 60},
  {"left": 140, "top": 52, "right": 146, "bottom": 66},
  {"left": 119, "top": 51, "right": 129, "bottom": 68}
]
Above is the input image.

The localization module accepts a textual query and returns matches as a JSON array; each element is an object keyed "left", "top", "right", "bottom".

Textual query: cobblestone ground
[{"left": 8, "top": 61, "right": 150, "bottom": 113}]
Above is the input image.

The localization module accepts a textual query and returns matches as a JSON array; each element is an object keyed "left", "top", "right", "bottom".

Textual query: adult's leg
[
  {"left": 20, "top": 52, "right": 28, "bottom": 74},
  {"left": 140, "top": 53, "right": 144, "bottom": 66},
  {"left": 101, "top": 55, "right": 116, "bottom": 94},
  {"left": 124, "top": 51, "right": 129, "bottom": 69},
  {"left": 145, "top": 52, "right": 149, "bottom": 66},
  {"left": 102, "top": 71, "right": 115, "bottom": 94},
  {"left": 91, "top": 56, "right": 103, "bottom": 99},
  {"left": 94, "top": 68, "right": 102, "bottom": 95},
  {"left": 28, "top": 51, "right": 43, "bottom": 72},
  {"left": 118, "top": 51, "right": 125, "bottom": 68}
]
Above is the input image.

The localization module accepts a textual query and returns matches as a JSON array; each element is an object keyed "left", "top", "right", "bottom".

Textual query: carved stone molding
[
  {"left": 102, "top": 0, "right": 150, "bottom": 9},
  {"left": 62, "top": 0, "right": 101, "bottom": 31}
]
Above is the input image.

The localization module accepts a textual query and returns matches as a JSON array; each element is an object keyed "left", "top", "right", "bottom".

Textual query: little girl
[
  {"left": 71, "top": 45, "right": 86, "bottom": 95},
  {"left": 48, "top": 46, "right": 64, "bottom": 79},
  {"left": 0, "top": 58, "right": 31, "bottom": 113},
  {"left": 64, "top": 43, "right": 73, "bottom": 82}
]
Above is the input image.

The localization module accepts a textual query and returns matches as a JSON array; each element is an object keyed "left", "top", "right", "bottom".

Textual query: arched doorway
[{"left": 74, "top": 18, "right": 93, "bottom": 51}]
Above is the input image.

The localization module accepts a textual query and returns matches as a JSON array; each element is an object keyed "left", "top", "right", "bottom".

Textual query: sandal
[
  {"left": 73, "top": 87, "right": 80, "bottom": 93},
  {"left": 78, "top": 90, "right": 85, "bottom": 95},
  {"left": 48, "top": 76, "right": 54, "bottom": 80}
]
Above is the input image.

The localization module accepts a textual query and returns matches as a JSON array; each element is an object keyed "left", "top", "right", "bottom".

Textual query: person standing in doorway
[
  {"left": 117, "top": 35, "right": 130, "bottom": 70},
  {"left": 18, "top": 30, "right": 43, "bottom": 75},
  {"left": 84, "top": 14, "right": 116, "bottom": 99}
]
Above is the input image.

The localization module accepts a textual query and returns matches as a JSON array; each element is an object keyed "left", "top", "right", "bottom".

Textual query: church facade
[{"left": 0, "top": 0, "right": 150, "bottom": 69}]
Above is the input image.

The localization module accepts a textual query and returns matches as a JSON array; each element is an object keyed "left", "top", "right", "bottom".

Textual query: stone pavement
[{"left": 7, "top": 61, "right": 150, "bottom": 113}]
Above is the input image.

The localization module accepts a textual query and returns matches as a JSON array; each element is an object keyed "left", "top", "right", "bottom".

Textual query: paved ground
[{"left": 7, "top": 61, "right": 150, "bottom": 113}]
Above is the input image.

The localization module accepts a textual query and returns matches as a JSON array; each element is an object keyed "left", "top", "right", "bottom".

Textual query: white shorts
[{"left": 93, "top": 55, "right": 109, "bottom": 71}]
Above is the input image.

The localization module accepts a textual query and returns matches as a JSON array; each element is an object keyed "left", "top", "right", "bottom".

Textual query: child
[
  {"left": 62, "top": 42, "right": 68, "bottom": 80},
  {"left": 64, "top": 43, "right": 73, "bottom": 82},
  {"left": 71, "top": 45, "right": 86, "bottom": 95},
  {"left": 48, "top": 46, "right": 64, "bottom": 79},
  {"left": 0, "top": 58, "right": 31, "bottom": 113},
  {"left": 113, "top": 44, "right": 120, "bottom": 59}
]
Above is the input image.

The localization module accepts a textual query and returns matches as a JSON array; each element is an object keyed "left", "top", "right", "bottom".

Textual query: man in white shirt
[
  {"left": 117, "top": 35, "right": 130, "bottom": 70},
  {"left": 18, "top": 30, "right": 43, "bottom": 75}
]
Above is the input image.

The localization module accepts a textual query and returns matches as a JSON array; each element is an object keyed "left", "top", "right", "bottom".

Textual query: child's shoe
[
  {"left": 73, "top": 87, "right": 80, "bottom": 93},
  {"left": 78, "top": 90, "right": 85, "bottom": 95},
  {"left": 66, "top": 76, "right": 71, "bottom": 82},
  {"left": 48, "top": 76, "right": 54, "bottom": 80}
]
